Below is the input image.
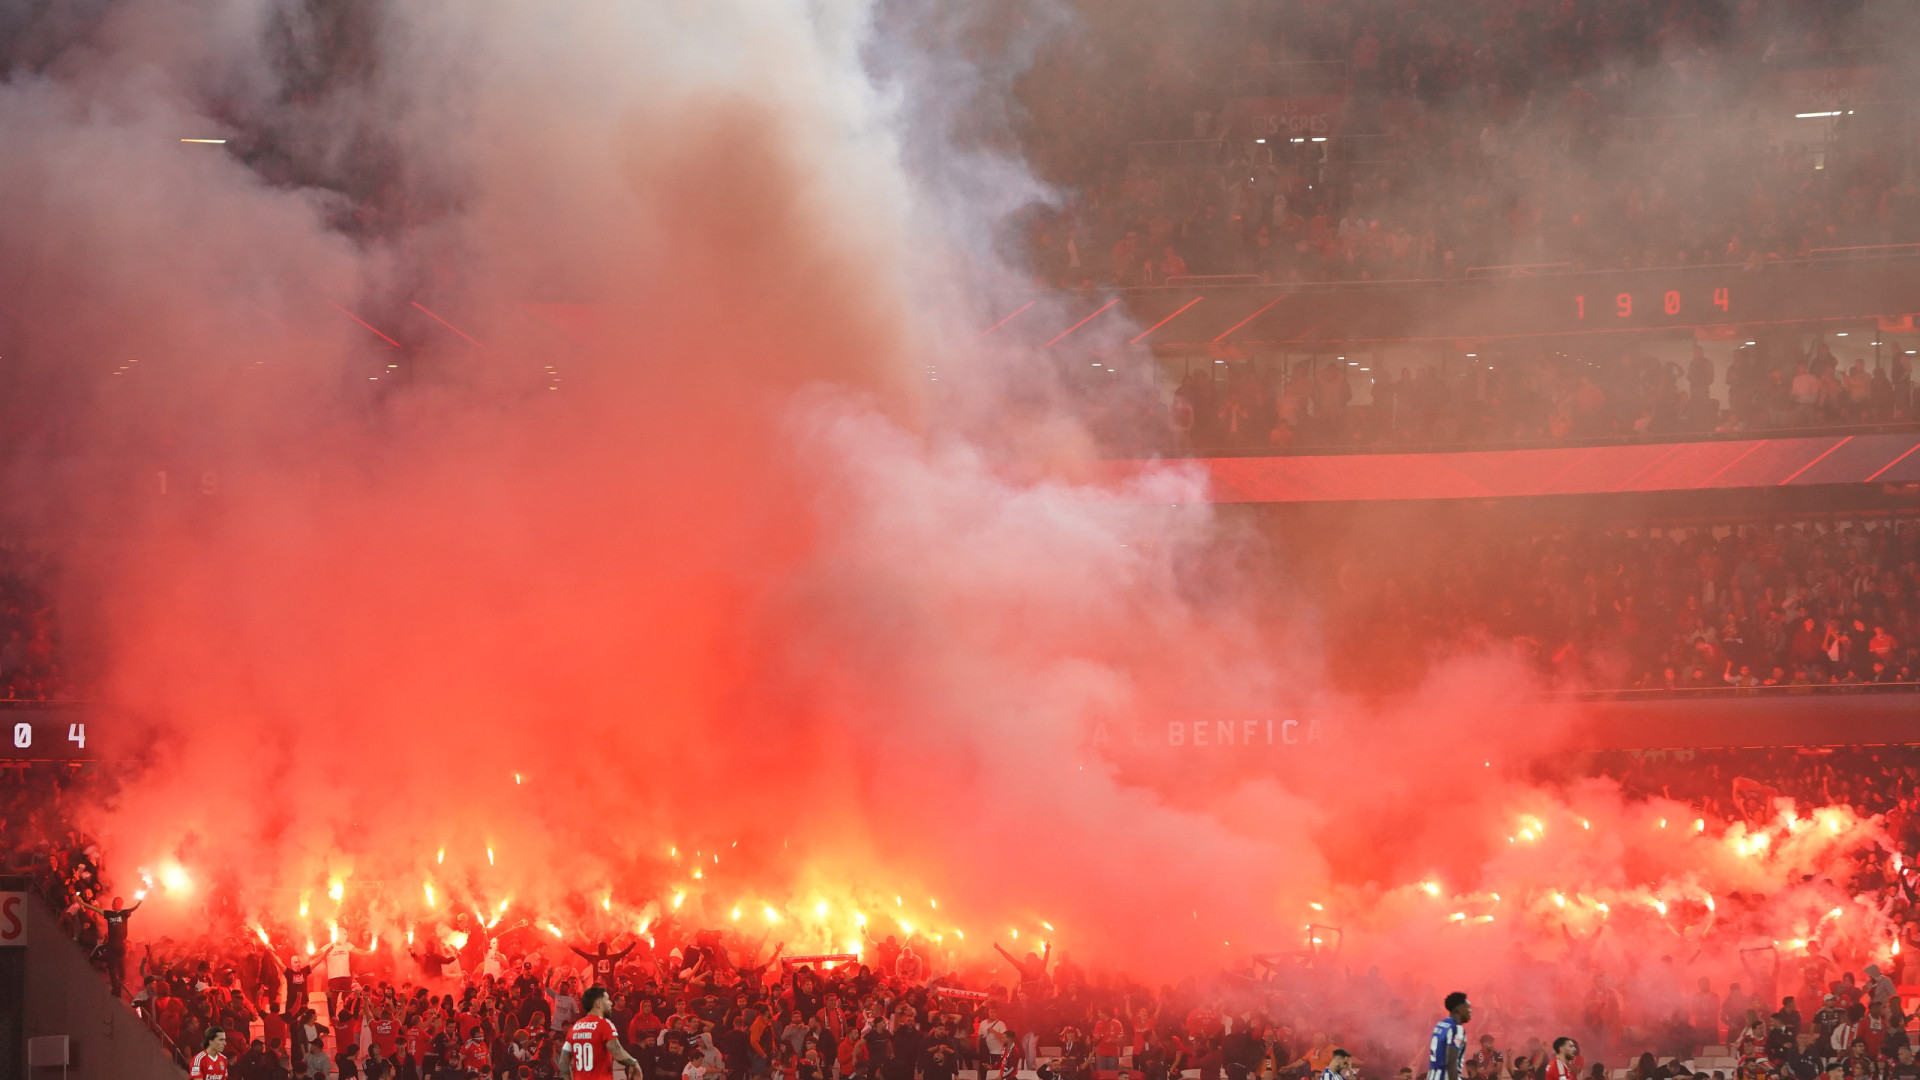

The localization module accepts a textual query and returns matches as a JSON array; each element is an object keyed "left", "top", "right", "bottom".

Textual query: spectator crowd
[
  {"left": 1014, "top": 0, "right": 1920, "bottom": 288},
  {"left": 1165, "top": 339, "right": 1917, "bottom": 451},
  {"left": 1306, "top": 515, "right": 1920, "bottom": 693},
  {"left": 20, "top": 744, "right": 1920, "bottom": 1080},
  {"left": 0, "top": 547, "right": 77, "bottom": 701}
]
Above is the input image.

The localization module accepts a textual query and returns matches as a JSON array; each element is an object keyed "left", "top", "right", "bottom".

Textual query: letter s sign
[{"left": 0, "top": 893, "right": 24, "bottom": 944}]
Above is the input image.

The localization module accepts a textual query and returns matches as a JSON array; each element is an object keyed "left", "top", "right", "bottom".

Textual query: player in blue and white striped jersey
[
  {"left": 1427, "top": 993, "right": 1473, "bottom": 1080},
  {"left": 1320, "top": 1048, "right": 1356, "bottom": 1080}
]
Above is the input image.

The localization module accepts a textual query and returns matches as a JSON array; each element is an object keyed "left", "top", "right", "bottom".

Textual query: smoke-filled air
[{"left": 2, "top": 0, "right": 1917, "bottom": 1066}]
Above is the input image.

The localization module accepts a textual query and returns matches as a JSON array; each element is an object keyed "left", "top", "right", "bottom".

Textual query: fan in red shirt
[
  {"left": 563, "top": 986, "right": 644, "bottom": 1080},
  {"left": 157, "top": 988, "right": 189, "bottom": 1046},
  {"left": 334, "top": 1007, "right": 362, "bottom": 1059},
  {"left": 403, "top": 1022, "right": 425, "bottom": 1063},
  {"left": 816, "top": 995, "right": 848, "bottom": 1044},
  {"left": 1545, "top": 1037, "right": 1580, "bottom": 1080},
  {"left": 1093, "top": 1008, "right": 1124, "bottom": 1076},
  {"left": 462, "top": 1032, "right": 492, "bottom": 1073},
  {"left": 369, "top": 1008, "right": 401, "bottom": 1059},
  {"left": 629, "top": 1001, "right": 665, "bottom": 1046},
  {"left": 1185, "top": 1005, "right": 1223, "bottom": 1042},
  {"left": 189, "top": 1028, "right": 231, "bottom": 1080}
]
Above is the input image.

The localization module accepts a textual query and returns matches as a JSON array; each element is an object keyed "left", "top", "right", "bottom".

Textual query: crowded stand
[
  {"left": 1165, "top": 339, "right": 1917, "bottom": 451},
  {"left": 19, "top": 7, "right": 1920, "bottom": 1080},
  {"left": 1016, "top": 0, "right": 1920, "bottom": 288},
  {"left": 17, "top": 743, "right": 1920, "bottom": 1080},
  {"left": 10, "top": 513, "right": 1920, "bottom": 721},
  {"left": 0, "top": 547, "right": 77, "bottom": 701},
  {"left": 1303, "top": 514, "right": 1920, "bottom": 694}
]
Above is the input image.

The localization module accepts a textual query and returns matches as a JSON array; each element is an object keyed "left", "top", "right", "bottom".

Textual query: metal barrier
[
  {"left": 1463, "top": 262, "right": 1575, "bottom": 278},
  {"left": 1124, "top": 139, "right": 1242, "bottom": 169},
  {"left": 1810, "top": 243, "right": 1920, "bottom": 261},
  {"left": 1097, "top": 243, "right": 1920, "bottom": 299},
  {"left": 1550, "top": 680, "right": 1920, "bottom": 703},
  {"left": 1163, "top": 275, "right": 1262, "bottom": 288},
  {"left": 1149, "top": 418, "right": 1920, "bottom": 459}
]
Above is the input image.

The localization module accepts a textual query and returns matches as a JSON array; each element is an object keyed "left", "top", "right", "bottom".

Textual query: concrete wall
[{"left": 6, "top": 880, "right": 182, "bottom": 1080}]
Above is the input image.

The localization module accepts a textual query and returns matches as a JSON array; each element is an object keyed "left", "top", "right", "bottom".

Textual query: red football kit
[
  {"left": 569, "top": 1015, "right": 620, "bottom": 1079},
  {"left": 370, "top": 1018, "right": 400, "bottom": 1057}
]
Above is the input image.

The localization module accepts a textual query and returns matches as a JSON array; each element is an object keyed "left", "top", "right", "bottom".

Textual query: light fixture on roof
[{"left": 1795, "top": 110, "right": 1853, "bottom": 118}]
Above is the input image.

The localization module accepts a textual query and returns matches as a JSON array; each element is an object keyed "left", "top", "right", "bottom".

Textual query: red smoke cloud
[{"left": 0, "top": 0, "right": 1897, "bottom": 1029}]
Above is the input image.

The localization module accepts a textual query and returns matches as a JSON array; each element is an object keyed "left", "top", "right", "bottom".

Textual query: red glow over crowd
[
  {"left": 6, "top": 4, "right": 1920, "bottom": 1080},
  {"left": 12, "top": 743, "right": 1920, "bottom": 1080}
]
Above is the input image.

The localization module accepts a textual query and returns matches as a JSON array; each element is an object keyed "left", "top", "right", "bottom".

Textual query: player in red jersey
[
  {"left": 562, "top": 986, "right": 644, "bottom": 1080},
  {"left": 189, "top": 1028, "right": 230, "bottom": 1080},
  {"left": 1545, "top": 1037, "right": 1580, "bottom": 1080}
]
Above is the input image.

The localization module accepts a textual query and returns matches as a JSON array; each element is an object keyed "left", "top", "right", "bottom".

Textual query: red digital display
[{"left": 1573, "top": 286, "right": 1732, "bottom": 322}]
